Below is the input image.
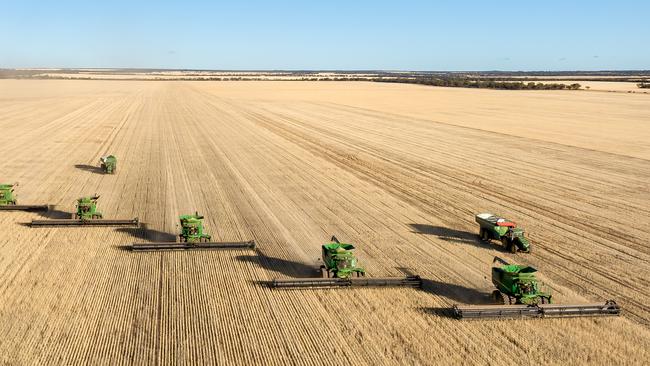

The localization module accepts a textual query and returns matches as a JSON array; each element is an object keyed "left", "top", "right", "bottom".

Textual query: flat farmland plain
[{"left": 0, "top": 80, "right": 649, "bottom": 365}]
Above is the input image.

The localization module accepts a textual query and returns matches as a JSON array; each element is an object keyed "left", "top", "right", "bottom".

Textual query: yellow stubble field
[{"left": 0, "top": 80, "right": 649, "bottom": 365}]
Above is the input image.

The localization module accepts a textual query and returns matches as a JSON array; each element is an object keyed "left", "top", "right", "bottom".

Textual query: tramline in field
[
  {"left": 31, "top": 195, "right": 138, "bottom": 226},
  {"left": 453, "top": 257, "right": 621, "bottom": 319},
  {"left": 0, "top": 183, "right": 49, "bottom": 211},
  {"left": 131, "top": 212, "right": 256, "bottom": 251},
  {"left": 270, "top": 236, "right": 422, "bottom": 289}
]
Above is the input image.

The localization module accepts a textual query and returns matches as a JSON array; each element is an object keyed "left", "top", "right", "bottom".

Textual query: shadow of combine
[
  {"left": 410, "top": 223, "right": 508, "bottom": 252},
  {"left": 115, "top": 224, "right": 177, "bottom": 242},
  {"left": 236, "top": 253, "right": 319, "bottom": 279},
  {"left": 74, "top": 164, "right": 104, "bottom": 175},
  {"left": 418, "top": 307, "right": 458, "bottom": 319},
  {"left": 37, "top": 208, "right": 71, "bottom": 219},
  {"left": 419, "top": 278, "right": 493, "bottom": 305}
]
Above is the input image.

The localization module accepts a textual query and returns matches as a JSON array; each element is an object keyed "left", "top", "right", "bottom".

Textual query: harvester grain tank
[
  {"left": 100, "top": 155, "right": 117, "bottom": 174},
  {"left": 270, "top": 236, "right": 422, "bottom": 289},
  {"left": 131, "top": 212, "right": 255, "bottom": 251},
  {"left": 476, "top": 213, "right": 530, "bottom": 253},
  {"left": 452, "top": 257, "right": 621, "bottom": 319},
  {"left": 0, "top": 183, "right": 49, "bottom": 211},
  {"left": 30, "top": 195, "right": 138, "bottom": 226}
]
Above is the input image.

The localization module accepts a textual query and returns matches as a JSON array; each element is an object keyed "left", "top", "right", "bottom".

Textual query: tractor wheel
[
  {"left": 506, "top": 294, "right": 515, "bottom": 305},
  {"left": 501, "top": 237, "right": 509, "bottom": 248},
  {"left": 509, "top": 241, "right": 517, "bottom": 253},
  {"left": 482, "top": 230, "right": 490, "bottom": 242}
]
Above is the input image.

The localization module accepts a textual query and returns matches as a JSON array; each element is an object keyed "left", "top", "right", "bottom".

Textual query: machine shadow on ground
[
  {"left": 37, "top": 208, "right": 71, "bottom": 219},
  {"left": 74, "top": 164, "right": 104, "bottom": 175},
  {"left": 409, "top": 223, "right": 507, "bottom": 252},
  {"left": 115, "top": 224, "right": 177, "bottom": 242},
  {"left": 236, "top": 253, "right": 319, "bottom": 279}
]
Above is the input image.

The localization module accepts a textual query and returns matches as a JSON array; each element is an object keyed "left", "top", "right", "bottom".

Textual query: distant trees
[{"left": 372, "top": 77, "right": 580, "bottom": 90}]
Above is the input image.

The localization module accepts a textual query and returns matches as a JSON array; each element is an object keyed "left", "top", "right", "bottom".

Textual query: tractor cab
[{"left": 100, "top": 155, "right": 117, "bottom": 174}]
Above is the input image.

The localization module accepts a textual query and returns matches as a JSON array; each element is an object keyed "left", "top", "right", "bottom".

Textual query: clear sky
[{"left": 1, "top": 0, "right": 648, "bottom": 71}]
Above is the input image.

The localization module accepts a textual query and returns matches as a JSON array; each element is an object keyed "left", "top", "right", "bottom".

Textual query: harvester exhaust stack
[{"left": 452, "top": 300, "right": 621, "bottom": 319}]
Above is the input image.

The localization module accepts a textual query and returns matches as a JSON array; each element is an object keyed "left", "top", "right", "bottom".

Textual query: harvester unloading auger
[
  {"left": 270, "top": 236, "right": 422, "bottom": 289},
  {"left": 131, "top": 212, "right": 255, "bottom": 251},
  {"left": 452, "top": 257, "right": 620, "bottom": 319},
  {"left": 31, "top": 195, "right": 138, "bottom": 226},
  {"left": 0, "top": 183, "right": 49, "bottom": 211}
]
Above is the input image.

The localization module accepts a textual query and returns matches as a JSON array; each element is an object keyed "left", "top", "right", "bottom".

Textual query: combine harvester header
[
  {"left": 31, "top": 195, "right": 138, "bottom": 226},
  {"left": 270, "top": 236, "right": 422, "bottom": 289},
  {"left": 453, "top": 300, "right": 621, "bottom": 319},
  {"left": 131, "top": 212, "right": 256, "bottom": 251},
  {"left": 0, "top": 183, "right": 49, "bottom": 211},
  {"left": 453, "top": 257, "right": 621, "bottom": 319}
]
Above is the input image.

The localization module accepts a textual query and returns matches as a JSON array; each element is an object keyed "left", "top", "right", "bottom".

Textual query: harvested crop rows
[{"left": 1, "top": 80, "right": 649, "bottom": 365}]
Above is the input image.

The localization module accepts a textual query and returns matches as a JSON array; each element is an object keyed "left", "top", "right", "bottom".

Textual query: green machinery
[
  {"left": 476, "top": 213, "right": 531, "bottom": 253},
  {"left": 131, "top": 212, "right": 256, "bottom": 251},
  {"left": 271, "top": 235, "right": 421, "bottom": 289},
  {"left": 320, "top": 236, "right": 366, "bottom": 278},
  {"left": 100, "top": 155, "right": 117, "bottom": 174},
  {"left": 31, "top": 195, "right": 138, "bottom": 226},
  {"left": 73, "top": 196, "right": 103, "bottom": 220},
  {"left": 452, "top": 257, "right": 621, "bottom": 319},
  {"left": 490, "top": 256, "right": 551, "bottom": 305},
  {"left": 0, "top": 183, "right": 49, "bottom": 211}
]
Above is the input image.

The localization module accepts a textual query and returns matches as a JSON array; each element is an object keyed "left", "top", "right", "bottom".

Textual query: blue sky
[{"left": 1, "top": 0, "right": 648, "bottom": 70}]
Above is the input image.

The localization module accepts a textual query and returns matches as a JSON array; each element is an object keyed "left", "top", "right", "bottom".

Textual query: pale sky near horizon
[{"left": 1, "top": 0, "right": 648, "bottom": 71}]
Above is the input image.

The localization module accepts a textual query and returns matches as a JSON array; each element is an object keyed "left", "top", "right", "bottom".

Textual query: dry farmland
[{"left": 1, "top": 79, "right": 650, "bottom": 365}]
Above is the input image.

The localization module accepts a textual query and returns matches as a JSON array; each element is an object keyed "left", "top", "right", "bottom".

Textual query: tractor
[
  {"left": 179, "top": 213, "right": 212, "bottom": 243},
  {"left": 320, "top": 236, "right": 365, "bottom": 279},
  {"left": 73, "top": 196, "right": 103, "bottom": 220},
  {"left": 476, "top": 213, "right": 531, "bottom": 253},
  {"left": 491, "top": 257, "right": 551, "bottom": 305},
  {"left": 0, "top": 183, "right": 17, "bottom": 205},
  {"left": 100, "top": 155, "right": 117, "bottom": 174}
]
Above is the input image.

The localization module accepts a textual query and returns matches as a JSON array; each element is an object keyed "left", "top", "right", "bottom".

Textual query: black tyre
[{"left": 509, "top": 241, "right": 517, "bottom": 253}]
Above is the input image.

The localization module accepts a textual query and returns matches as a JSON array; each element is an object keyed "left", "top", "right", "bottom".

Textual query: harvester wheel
[
  {"left": 492, "top": 290, "right": 505, "bottom": 304},
  {"left": 482, "top": 230, "right": 490, "bottom": 242}
]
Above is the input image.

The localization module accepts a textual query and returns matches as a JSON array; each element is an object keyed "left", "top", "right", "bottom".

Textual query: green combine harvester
[
  {"left": 476, "top": 213, "right": 531, "bottom": 253},
  {"left": 271, "top": 236, "right": 422, "bottom": 289},
  {"left": 100, "top": 155, "right": 117, "bottom": 174},
  {"left": 453, "top": 257, "right": 621, "bottom": 319},
  {"left": 0, "top": 183, "right": 49, "bottom": 211},
  {"left": 31, "top": 195, "right": 138, "bottom": 226},
  {"left": 131, "top": 212, "right": 255, "bottom": 251}
]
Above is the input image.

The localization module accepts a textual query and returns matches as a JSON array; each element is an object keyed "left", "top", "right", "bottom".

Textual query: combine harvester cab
[
  {"left": 131, "top": 212, "right": 256, "bottom": 251},
  {"left": 271, "top": 235, "right": 422, "bottom": 289},
  {"left": 31, "top": 195, "right": 138, "bottom": 226},
  {"left": 453, "top": 257, "right": 621, "bottom": 319},
  {"left": 476, "top": 213, "right": 531, "bottom": 253},
  {"left": 100, "top": 155, "right": 117, "bottom": 174},
  {"left": 0, "top": 183, "right": 49, "bottom": 211}
]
